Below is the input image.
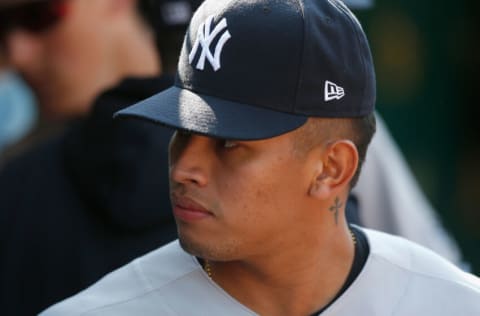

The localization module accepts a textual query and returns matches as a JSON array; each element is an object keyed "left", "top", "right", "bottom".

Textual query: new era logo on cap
[
  {"left": 188, "top": 15, "right": 231, "bottom": 71},
  {"left": 324, "top": 80, "right": 345, "bottom": 101}
]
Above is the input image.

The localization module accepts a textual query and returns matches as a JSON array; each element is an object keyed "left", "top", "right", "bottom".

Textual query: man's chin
[
  {"left": 39, "top": 102, "right": 82, "bottom": 121},
  {"left": 178, "top": 236, "right": 209, "bottom": 258},
  {"left": 37, "top": 97, "right": 67, "bottom": 119},
  {"left": 178, "top": 232, "right": 241, "bottom": 262}
]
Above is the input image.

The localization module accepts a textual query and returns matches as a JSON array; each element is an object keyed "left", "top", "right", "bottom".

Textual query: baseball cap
[{"left": 116, "top": 0, "right": 376, "bottom": 140}]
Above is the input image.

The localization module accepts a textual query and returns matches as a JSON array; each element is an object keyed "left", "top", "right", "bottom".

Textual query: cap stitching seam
[
  {"left": 292, "top": 0, "right": 306, "bottom": 113},
  {"left": 329, "top": 0, "right": 368, "bottom": 113}
]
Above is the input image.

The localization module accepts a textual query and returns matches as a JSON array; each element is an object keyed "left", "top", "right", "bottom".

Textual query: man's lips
[{"left": 172, "top": 195, "right": 213, "bottom": 221}]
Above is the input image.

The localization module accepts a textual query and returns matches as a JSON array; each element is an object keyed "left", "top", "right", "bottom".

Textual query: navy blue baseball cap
[{"left": 116, "top": 0, "right": 376, "bottom": 140}]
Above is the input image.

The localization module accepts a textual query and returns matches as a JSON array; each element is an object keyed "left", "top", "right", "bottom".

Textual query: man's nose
[
  {"left": 3, "top": 30, "right": 43, "bottom": 70},
  {"left": 169, "top": 134, "right": 213, "bottom": 188}
]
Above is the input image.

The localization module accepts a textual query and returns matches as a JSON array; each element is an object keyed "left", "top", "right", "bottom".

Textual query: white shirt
[{"left": 40, "top": 228, "right": 480, "bottom": 315}]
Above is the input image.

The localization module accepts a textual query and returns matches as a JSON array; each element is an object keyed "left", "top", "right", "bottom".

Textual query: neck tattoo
[{"left": 203, "top": 229, "right": 357, "bottom": 279}]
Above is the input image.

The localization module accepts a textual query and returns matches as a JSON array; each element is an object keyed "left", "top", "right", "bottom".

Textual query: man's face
[
  {"left": 169, "top": 130, "right": 317, "bottom": 261},
  {"left": 1, "top": 0, "right": 114, "bottom": 119}
]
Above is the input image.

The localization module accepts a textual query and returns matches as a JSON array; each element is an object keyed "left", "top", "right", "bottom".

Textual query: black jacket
[{"left": 0, "top": 76, "right": 177, "bottom": 316}]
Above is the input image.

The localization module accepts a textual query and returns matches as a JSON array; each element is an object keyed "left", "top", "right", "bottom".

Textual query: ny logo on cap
[
  {"left": 324, "top": 80, "right": 345, "bottom": 101},
  {"left": 189, "top": 15, "right": 231, "bottom": 71}
]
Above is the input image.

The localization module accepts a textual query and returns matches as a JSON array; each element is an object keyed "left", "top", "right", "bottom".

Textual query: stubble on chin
[
  {"left": 178, "top": 233, "right": 208, "bottom": 258},
  {"left": 178, "top": 231, "right": 241, "bottom": 262}
]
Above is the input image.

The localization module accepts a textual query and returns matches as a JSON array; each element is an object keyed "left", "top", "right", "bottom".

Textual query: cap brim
[{"left": 115, "top": 86, "right": 307, "bottom": 140}]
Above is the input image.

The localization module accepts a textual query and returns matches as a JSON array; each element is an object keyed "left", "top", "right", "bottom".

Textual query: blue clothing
[{"left": 0, "top": 71, "right": 37, "bottom": 152}]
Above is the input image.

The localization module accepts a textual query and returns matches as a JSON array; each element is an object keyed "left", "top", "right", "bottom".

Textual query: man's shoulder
[
  {"left": 363, "top": 227, "right": 477, "bottom": 283},
  {"left": 39, "top": 241, "right": 200, "bottom": 316},
  {"left": 360, "top": 227, "right": 480, "bottom": 313}
]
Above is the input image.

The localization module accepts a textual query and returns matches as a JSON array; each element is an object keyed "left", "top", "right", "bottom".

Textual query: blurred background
[{"left": 354, "top": 0, "right": 480, "bottom": 274}]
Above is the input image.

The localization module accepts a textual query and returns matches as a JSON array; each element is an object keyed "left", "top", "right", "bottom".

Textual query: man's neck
[{"left": 206, "top": 224, "right": 355, "bottom": 316}]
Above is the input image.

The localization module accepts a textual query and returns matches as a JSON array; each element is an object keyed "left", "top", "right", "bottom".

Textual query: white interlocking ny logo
[{"left": 188, "top": 15, "right": 231, "bottom": 71}]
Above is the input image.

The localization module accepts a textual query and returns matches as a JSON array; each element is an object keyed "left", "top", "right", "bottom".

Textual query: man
[
  {"left": 42, "top": 0, "right": 480, "bottom": 315},
  {"left": 0, "top": 0, "right": 199, "bottom": 315}
]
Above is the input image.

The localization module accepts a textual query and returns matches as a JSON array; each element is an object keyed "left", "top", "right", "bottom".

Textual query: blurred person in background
[
  {"left": 343, "top": 0, "right": 465, "bottom": 267},
  {"left": 0, "top": 0, "right": 200, "bottom": 315}
]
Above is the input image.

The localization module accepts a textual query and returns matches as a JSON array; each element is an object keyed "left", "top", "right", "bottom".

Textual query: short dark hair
[
  {"left": 293, "top": 113, "right": 376, "bottom": 188},
  {"left": 348, "top": 113, "right": 376, "bottom": 187}
]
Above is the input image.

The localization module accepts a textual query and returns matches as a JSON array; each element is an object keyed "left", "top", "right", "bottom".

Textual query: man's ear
[{"left": 308, "top": 140, "right": 358, "bottom": 200}]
